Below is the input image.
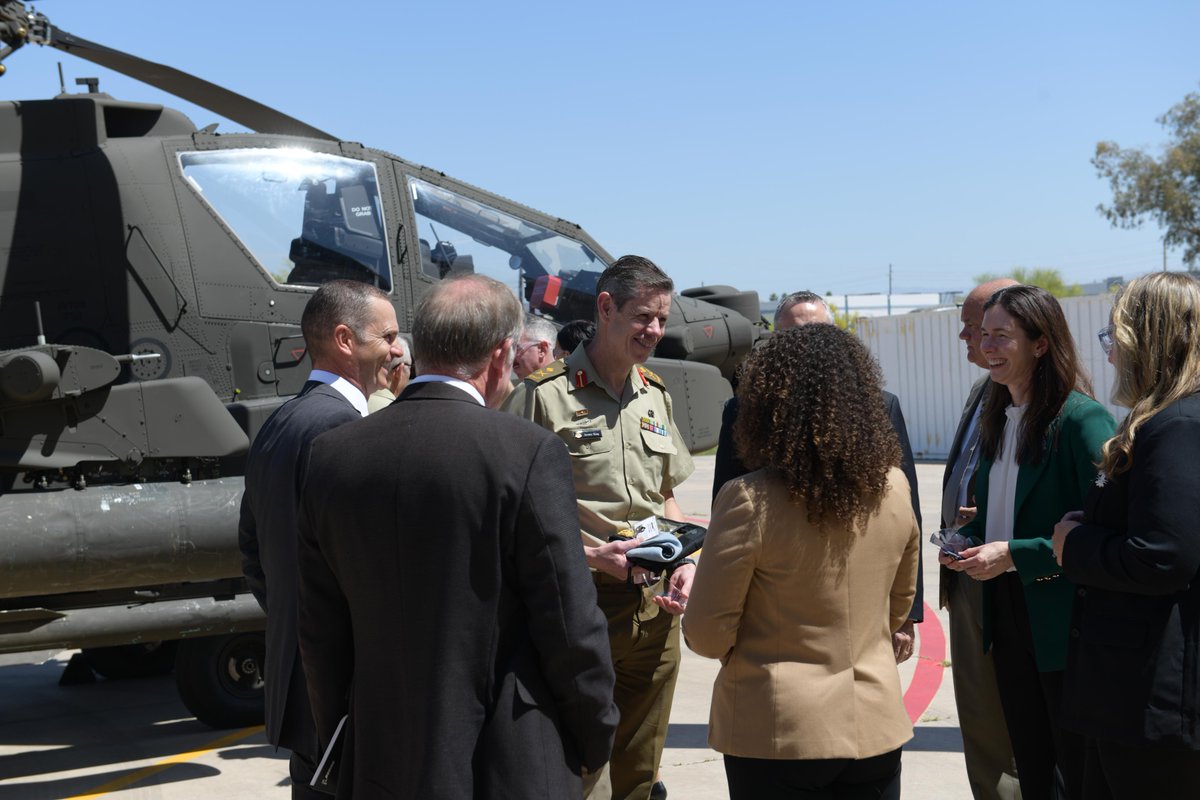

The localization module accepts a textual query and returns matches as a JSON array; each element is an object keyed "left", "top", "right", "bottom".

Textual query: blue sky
[{"left": 4, "top": 1, "right": 1196, "bottom": 299}]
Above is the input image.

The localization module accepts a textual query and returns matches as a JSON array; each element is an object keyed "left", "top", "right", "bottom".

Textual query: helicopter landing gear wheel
[{"left": 174, "top": 632, "right": 265, "bottom": 729}]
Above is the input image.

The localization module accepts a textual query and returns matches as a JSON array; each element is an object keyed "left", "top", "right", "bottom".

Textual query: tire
[
  {"left": 81, "top": 641, "right": 178, "bottom": 679},
  {"left": 174, "top": 633, "right": 266, "bottom": 729}
]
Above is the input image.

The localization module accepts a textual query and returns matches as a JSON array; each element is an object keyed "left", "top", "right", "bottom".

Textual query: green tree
[
  {"left": 1094, "top": 88, "right": 1200, "bottom": 266},
  {"left": 768, "top": 292, "right": 779, "bottom": 302},
  {"left": 973, "top": 267, "right": 1083, "bottom": 298},
  {"left": 825, "top": 300, "right": 860, "bottom": 332}
]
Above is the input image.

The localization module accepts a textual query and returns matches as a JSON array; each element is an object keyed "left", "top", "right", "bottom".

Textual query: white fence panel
[{"left": 857, "top": 294, "right": 1123, "bottom": 460}]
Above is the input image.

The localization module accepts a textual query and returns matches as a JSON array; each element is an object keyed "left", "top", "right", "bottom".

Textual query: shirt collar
[
  {"left": 564, "top": 344, "right": 644, "bottom": 398},
  {"left": 407, "top": 374, "right": 486, "bottom": 406},
  {"left": 308, "top": 369, "right": 370, "bottom": 417}
]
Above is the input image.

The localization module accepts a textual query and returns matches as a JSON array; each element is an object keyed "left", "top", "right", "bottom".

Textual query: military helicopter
[{"left": 0, "top": 1, "right": 764, "bottom": 727}]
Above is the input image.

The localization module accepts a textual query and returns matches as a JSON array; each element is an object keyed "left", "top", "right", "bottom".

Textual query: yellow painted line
[{"left": 65, "top": 724, "right": 264, "bottom": 799}]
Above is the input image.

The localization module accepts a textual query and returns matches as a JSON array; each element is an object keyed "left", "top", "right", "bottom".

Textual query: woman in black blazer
[{"left": 1053, "top": 271, "right": 1200, "bottom": 798}]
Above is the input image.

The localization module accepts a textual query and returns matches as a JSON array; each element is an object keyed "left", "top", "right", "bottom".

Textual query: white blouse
[{"left": 985, "top": 405, "right": 1025, "bottom": 563}]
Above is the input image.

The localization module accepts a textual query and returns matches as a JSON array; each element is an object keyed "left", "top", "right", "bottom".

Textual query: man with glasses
[
  {"left": 504, "top": 255, "right": 694, "bottom": 800},
  {"left": 941, "top": 278, "right": 1022, "bottom": 800},
  {"left": 513, "top": 315, "right": 558, "bottom": 379}
]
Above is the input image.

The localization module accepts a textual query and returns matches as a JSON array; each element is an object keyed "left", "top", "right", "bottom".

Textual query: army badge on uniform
[{"left": 640, "top": 416, "right": 667, "bottom": 436}]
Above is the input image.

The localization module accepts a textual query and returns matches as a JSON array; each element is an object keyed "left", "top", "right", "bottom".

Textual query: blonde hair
[{"left": 1100, "top": 272, "right": 1200, "bottom": 476}]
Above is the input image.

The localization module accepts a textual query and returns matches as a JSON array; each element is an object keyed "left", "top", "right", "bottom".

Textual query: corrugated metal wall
[{"left": 857, "top": 294, "right": 1124, "bottom": 459}]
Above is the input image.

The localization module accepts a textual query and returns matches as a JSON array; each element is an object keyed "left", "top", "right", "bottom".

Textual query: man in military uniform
[
  {"left": 503, "top": 255, "right": 694, "bottom": 800},
  {"left": 512, "top": 314, "right": 558, "bottom": 379}
]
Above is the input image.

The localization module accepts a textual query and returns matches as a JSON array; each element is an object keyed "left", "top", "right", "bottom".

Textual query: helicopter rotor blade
[{"left": 46, "top": 26, "right": 338, "bottom": 141}]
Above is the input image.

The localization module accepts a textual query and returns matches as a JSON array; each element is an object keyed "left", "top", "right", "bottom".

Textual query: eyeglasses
[
  {"left": 512, "top": 341, "right": 540, "bottom": 364},
  {"left": 1097, "top": 324, "right": 1115, "bottom": 355}
]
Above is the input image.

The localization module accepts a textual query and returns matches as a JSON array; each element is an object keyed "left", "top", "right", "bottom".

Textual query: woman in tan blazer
[{"left": 685, "top": 323, "right": 920, "bottom": 800}]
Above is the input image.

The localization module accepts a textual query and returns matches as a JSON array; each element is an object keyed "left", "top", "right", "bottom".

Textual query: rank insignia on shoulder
[
  {"left": 637, "top": 365, "right": 666, "bottom": 388},
  {"left": 527, "top": 361, "right": 566, "bottom": 384},
  {"left": 574, "top": 428, "right": 603, "bottom": 441}
]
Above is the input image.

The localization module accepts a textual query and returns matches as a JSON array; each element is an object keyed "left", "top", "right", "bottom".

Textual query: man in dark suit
[
  {"left": 712, "top": 290, "right": 925, "bottom": 661},
  {"left": 297, "top": 274, "right": 618, "bottom": 798},
  {"left": 939, "top": 279, "right": 1021, "bottom": 800},
  {"left": 239, "top": 279, "right": 405, "bottom": 798}
]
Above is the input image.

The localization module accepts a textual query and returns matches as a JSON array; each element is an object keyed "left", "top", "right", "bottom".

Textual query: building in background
[
  {"left": 760, "top": 292, "right": 949, "bottom": 320},
  {"left": 857, "top": 293, "right": 1123, "bottom": 460}
]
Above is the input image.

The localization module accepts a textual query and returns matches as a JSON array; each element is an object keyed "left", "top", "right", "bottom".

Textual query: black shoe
[{"left": 649, "top": 780, "right": 668, "bottom": 800}]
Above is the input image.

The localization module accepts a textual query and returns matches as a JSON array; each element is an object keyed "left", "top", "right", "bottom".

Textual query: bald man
[{"left": 941, "top": 278, "right": 1022, "bottom": 800}]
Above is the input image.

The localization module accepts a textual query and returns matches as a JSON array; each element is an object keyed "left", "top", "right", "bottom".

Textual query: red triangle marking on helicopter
[
  {"left": 291, "top": 347, "right": 307, "bottom": 362},
  {"left": 703, "top": 325, "right": 714, "bottom": 338}
]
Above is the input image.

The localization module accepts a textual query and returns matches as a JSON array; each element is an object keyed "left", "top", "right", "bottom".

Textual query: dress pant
[
  {"left": 722, "top": 748, "right": 902, "bottom": 800},
  {"left": 289, "top": 749, "right": 325, "bottom": 800},
  {"left": 947, "top": 571, "right": 1022, "bottom": 800},
  {"left": 584, "top": 574, "right": 681, "bottom": 800},
  {"left": 1082, "top": 737, "right": 1200, "bottom": 800},
  {"left": 991, "top": 572, "right": 1083, "bottom": 800}
]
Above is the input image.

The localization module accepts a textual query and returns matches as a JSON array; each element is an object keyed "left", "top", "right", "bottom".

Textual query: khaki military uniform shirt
[
  {"left": 367, "top": 388, "right": 396, "bottom": 414},
  {"left": 503, "top": 345, "right": 695, "bottom": 548}
]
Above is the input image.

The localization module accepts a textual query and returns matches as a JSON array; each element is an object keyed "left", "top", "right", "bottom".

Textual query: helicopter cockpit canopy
[
  {"left": 180, "top": 149, "right": 391, "bottom": 291},
  {"left": 408, "top": 177, "right": 606, "bottom": 322}
]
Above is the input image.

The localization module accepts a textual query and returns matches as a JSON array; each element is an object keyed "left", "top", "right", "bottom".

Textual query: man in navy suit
[
  {"left": 239, "top": 279, "right": 404, "bottom": 798},
  {"left": 298, "top": 274, "right": 617, "bottom": 798},
  {"left": 712, "top": 290, "right": 925, "bottom": 662}
]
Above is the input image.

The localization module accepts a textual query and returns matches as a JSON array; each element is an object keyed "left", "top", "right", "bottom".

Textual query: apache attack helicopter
[{"left": 0, "top": 1, "right": 764, "bottom": 727}]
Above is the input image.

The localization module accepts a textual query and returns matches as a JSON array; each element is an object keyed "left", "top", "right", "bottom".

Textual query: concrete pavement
[{"left": 0, "top": 458, "right": 975, "bottom": 798}]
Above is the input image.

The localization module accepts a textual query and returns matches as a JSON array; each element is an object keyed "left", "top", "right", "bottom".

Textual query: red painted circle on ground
[{"left": 903, "top": 602, "right": 947, "bottom": 723}]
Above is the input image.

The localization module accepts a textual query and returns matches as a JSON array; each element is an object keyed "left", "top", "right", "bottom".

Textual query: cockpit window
[
  {"left": 179, "top": 149, "right": 391, "bottom": 291},
  {"left": 407, "top": 176, "right": 606, "bottom": 322}
]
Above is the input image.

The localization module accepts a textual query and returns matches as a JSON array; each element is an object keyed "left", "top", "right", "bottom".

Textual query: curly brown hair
[{"left": 733, "top": 324, "right": 901, "bottom": 532}]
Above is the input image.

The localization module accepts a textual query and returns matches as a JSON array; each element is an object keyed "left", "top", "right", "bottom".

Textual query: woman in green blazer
[{"left": 941, "top": 285, "right": 1115, "bottom": 800}]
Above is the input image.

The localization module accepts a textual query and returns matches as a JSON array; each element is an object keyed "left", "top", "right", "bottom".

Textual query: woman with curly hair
[
  {"left": 685, "top": 323, "right": 920, "bottom": 800},
  {"left": 942, "top": 285, "right": 1116, "bottom": 800},
  {"left": 1051, "top": 272, "right": 1200, "bottom": 797}
]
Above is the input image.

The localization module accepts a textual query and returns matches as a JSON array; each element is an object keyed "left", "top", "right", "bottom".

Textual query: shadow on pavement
[
  {"left": 219, "top": 744, "right": 287, "bottom": 761},
  {"left": 666, "top": 722, "right": 709, "bottom": 748},
  {"left": 905, "top": 725, "right": 964, "bottom": 752},
  {"left": 0, "top": 657, "right": 269, "bottom": 794},
  {"left": 0, "top": 762, "right": 219, "bottom": 800}
]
